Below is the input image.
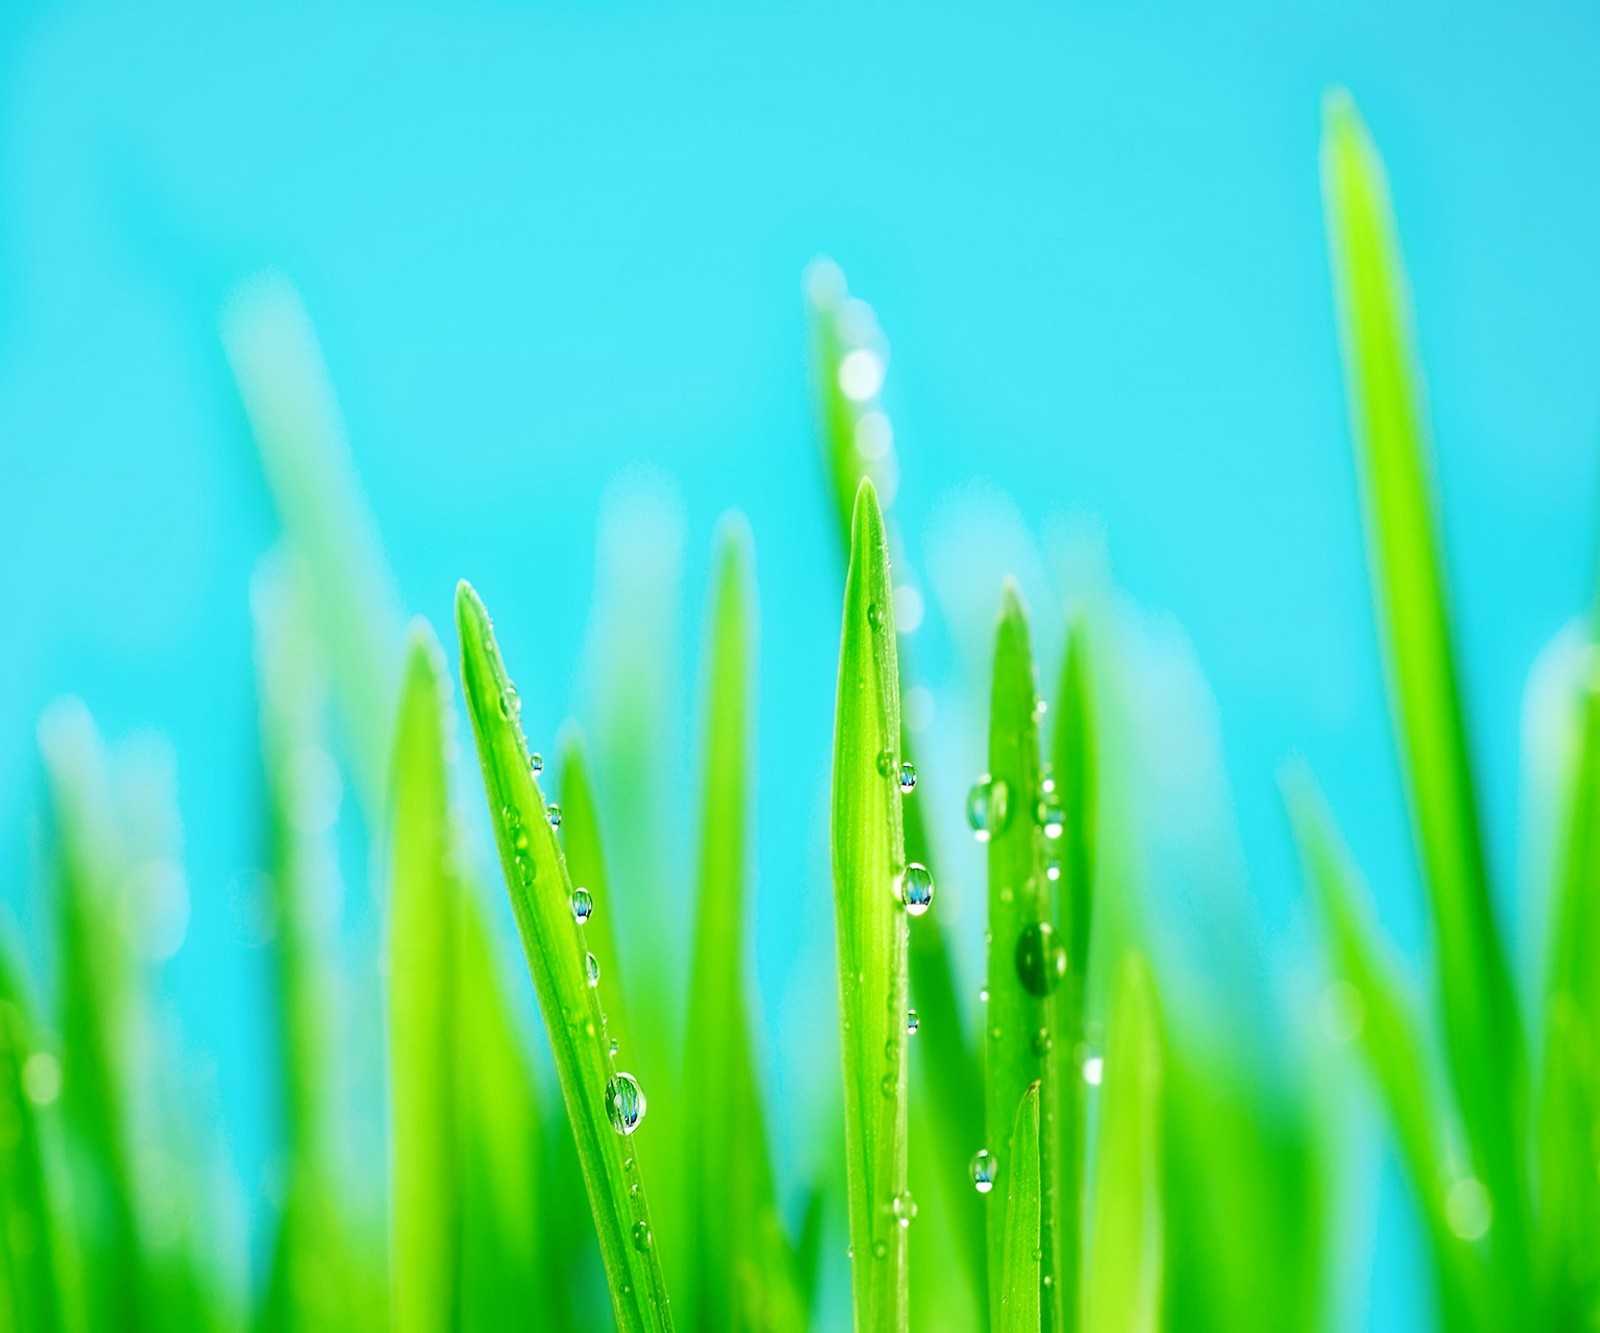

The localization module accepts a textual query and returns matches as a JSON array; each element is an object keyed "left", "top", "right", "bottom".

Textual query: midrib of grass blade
[
  {"left": 983, "top": 584, "right": 1059, "bottom": 1332},
  {"left": 456, "top": 581, "right": 673, "bottom": 1333},
  {"left": 830, "top": 480, "right": 911, "bottom": 1332},
  {"left": 1321, "top": 90, "right": 1529, "bottom": 1290},
  {"left": 388, "top": 627, "right": 461, "bottom": 1333},
  {"left": 1083, "top": 955, "right": 1161, "bottom": 1333},
  {"left": 37, "top": 701, "right": 147, "bottom": 1333},
  {"left": 1050, "top": 619, "right": 1095, "bottom": 1331},
  {"left": 998, "top": 1084, "right": 1042, "bottom": 1333},
  {"left": 0, "top": 944, "right": 62, "bottom": 1333},
  {"left": 1281, "top": 762, "right": 1487, "bottom": 1330}
]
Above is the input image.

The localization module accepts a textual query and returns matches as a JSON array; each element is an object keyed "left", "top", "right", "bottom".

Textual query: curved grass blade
[
  {"left": 1084, "top": 955, "right": 1161, "bottom": 1333},
  {"left": 983, "top": 584, "right": 1059, "bottom": 1330},
  {"left": 830, "top": 479, "right": 911, "bottom": 1332},
  {"left": 455, "top": 580, "right": 673, "bottom": 1333},
  {"left": 388, "top": 626, "right": 461, "bottom": 1333},
  {"left": 998, "top": 1084, "right": 1042, "bottom": 1333},
  {"left": 1050, "top": 619, "right": 1095, "bottom": 1330},
  {"left": 1281, "top": 761, "right": 1487, "bottom": 1329},
  {"left": 1321, "top": 90, "right": 1529, "bottom": 1291}
]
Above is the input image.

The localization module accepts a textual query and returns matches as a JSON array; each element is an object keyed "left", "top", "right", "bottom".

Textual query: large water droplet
[
  {"left": 897, "top": 761, "right": 916, "bottom": 794},
  {"left": 498, "top": 685, "right": 521, "bottom": 721},
  {"left": 530, "top": 751, "right": 544, "bottom": 776},
  {"left": 1082, "top": 1053, "right": 1104, "bottom": 1086},
  {"left": 632, "top": 1220, "right": 653, "bottom": 1251},
  {"left": 970, "top": 1149, "right": 998, "bottom": 1194},
  {"left": 1036, "top": 795, "right": 1065, "bottom": 840},
  {"left": 571, "top": 888, "right": 594, "bottom": 923},
  {"left": 546, "top": 802, "right": 562, "bottom": 828},
  {"left": 906, "top": 1009, "right": 920, "bottom": 1036},
  {"left": 606, "top": 1073, "right": 647, "bottom": 1135},
  {"left": 867, "top": 601, "right": 886, "bottom": 631},
  {"left": 1015, "top": 921, "right": 1068, "bottom": 997},
  {"left": 585, "top": 952, "right": 600, "bottom": 986},
  {"left": 892, "top": 1191, "right": 918, "bottom": 1228},
  {"left": 898, "top": 864, "right": 934, "bottom": 917},
  {"left": 966, "top": 776, "right": 1011, "bottom": 842}
]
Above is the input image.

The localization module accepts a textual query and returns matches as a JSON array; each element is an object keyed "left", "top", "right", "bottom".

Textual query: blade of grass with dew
[
  {"left": 1049, "top": 618, "right": 1094, "bottom": 1331},
  {"left": 808, "top": 260, "right": 987, "bottom": 1320},
  {"left": 998, "top": 1084, "right": 1041, "bottom": 1333},
  {"left": 982, "top": 583, "right": 1060, "bottom": 1331},
  {"left": 683, "top": 516, "right": 803, "bottom": 1331},
  {"left": 0, "top": 942, "right": 63, "bottom": 1333},
  {"left": 456, "top": 580, "right": 673, "bottom": 1333},
  {"left": 830, "top": 479, "right": 912, "bottom": 1332},
  {"left": 1321, "top": 90, "right": 1529, "bottom": 1297},
  {"left": 38, "top": 700, "right": 147, "bottom": 1333},
  {"left": 1083, "top": 955, "right": 1161, "bottom": 1333},
  {"left": 388, "top": 626, "right": 461, "bottom": 1333},
  {"left": 1281, "top": 761, "right": 1486, "bottom": 1329}
]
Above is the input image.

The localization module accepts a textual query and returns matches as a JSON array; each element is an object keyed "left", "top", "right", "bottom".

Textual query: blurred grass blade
[
  {"left": 683, "top": 516, "right": 803, "bottom": 1330},
  {"left": 1084, "top": 955, "right": 1161, "bottom": 1333},
  {"left": 998, "top": 1084, "right": 1042, "bottom": 1333},
  {"left": 830, "top": 479, "right": 911, "bottom": 1332},
  {"left": 983, "top": 583, "right": 1059, "bottom": 1330},
  {"left": 1321, "top": 89, "right": 1528, "bottom": 1284},
  {"left": 388, "top": 626, "right": 460, "bottom": 1333},
  {"left": 1050, "top": 619, "right": 1095, "bottom": 1330},
  {"left": 222, "top": 274, "right": 403, "bottom": 816},
  {"left": 456, "top": 580, "right": 673, "bottom": 1333},
  {"left": 1282, "top": 761, "right": 1486, "bottom": 1329}
]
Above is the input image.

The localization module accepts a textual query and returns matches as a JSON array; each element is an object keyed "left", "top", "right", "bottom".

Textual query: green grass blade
[
  {"left": 982, "top": 584, "right": 1059, "bottom": 1331},
  {"left": 998, "top": 1084, "right": 1042, "bottom": 1333},
  {"left": 1084, "top": 955, "right": 1161, "bottom": 1333},
  {"left": 455, "top": 580, "right": 673, "bottom": 1333},
  {"left": 388, "top": 626, "right": 461, "bottom": 1333},
  {"left": 1050, "top": 619, "right": 1095, "bottom": 1331},
  {"left": 1281, "top": 761, "right": 1487, "bottom": 1329},
  {"left": 830, "top": 479, "right": 911, "bottom": 1332},
  {"left": 1321, "top": 89, "right": 1528, "bottom": 1285}
]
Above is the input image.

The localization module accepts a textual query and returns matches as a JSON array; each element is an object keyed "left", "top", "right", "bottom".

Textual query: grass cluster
[{"left": 0, "top": 88, "right": 1593, "bottom": 1332}]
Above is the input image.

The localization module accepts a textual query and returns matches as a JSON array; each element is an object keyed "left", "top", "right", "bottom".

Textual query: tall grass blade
[
  {"left": 1084, "top": 956, "right": 1161, "bottom": 1333},
  {"left": 455, "top": 580, "right": 673, "bottom": 1333},
  {"left": 998, "top": 1084, "right": 1042, "bottom": 1333},
  {"left": 388, "top": 627, "right": 461, "bottom": 1333},
  {"left": 830, "top": 479, "right": 912, "bottom": 1332},
  {"left": 982, "top": 584, "right": 1059, "bottom": 1330},
  {"left": 1321, "top": 90, "right": 1528, "bottom": 1292}
]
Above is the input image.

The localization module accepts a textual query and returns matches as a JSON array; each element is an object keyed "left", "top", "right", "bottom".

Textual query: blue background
[{"left": 3, "top": 3, "right": 1599, "bottom": 1326}]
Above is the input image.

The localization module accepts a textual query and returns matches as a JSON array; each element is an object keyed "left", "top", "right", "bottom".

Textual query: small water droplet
[
  {"left": 1082, "top": 1054, "right": 1104, "bottom": 1086},
  {"left": 979, "top": 986, "right": 990, "bottom": 1004},
  {"left": 1033, "top": 1027, "right": 1054, "bottom": 1056},
  {"left": 632, "top": 1220, "right": 653, "bottom": 1251},
  {"left": 880, "top": 1074, "right": 896, "bottom": 1098},
  {"left": 906, "top": 1009, "right": 920, "bottom": 1036},
  {"left": 970, "top": 1149, "right": 998, "bottom": 1194},
  {"left": 571, "top": 888, "right": 594, "bottom": 923},
  {"left": 585, "top": 952, "right": 600, "bottom": 986},
  {"left": 872, "top": 1238, "right": 888, "bottom": 1259},
  {"left": 989, "top": 1025, "right": 1002, "bottom": 1042},
  {"left": 897, "top": 761, "right": 916, "bottom": 794},
  {"left": 609, "top": 1038, "right": 619, "bottom": 1056},
  {"left": 1036, "top": 795, "right": 1065, "bottom": 840},
  {"left": 606, "top": 1073, "right": 647, "bottom": 1135},
  {"left": 877, "top": 749, "right": 894, "bottom": 778},
  {"left": 546, "top": 802, "right": 562, "bottom": 828},
  {"left": 498, "top": 685, "right": 521, "bottom": 720},
  {"left": 513, "top": 827, "right": 529, "bottom": 851},
  {"left": 867, "top": 601, "right": 886, "bottom": 631},
  {"left": 966, "top": 776, "right": 1011, "bottom": 842},
  {"left": 892, "top": 1191, "right": 918, "bottom": 1228},
  {"left": 898, "top": 864, "right": 934, "bottom": 917},
  {"left": 530, "top": 751, "right": 544, "bottom": 776},
  {"left": 1015, "top": 921, "right": 1068, "bottom": 997}
]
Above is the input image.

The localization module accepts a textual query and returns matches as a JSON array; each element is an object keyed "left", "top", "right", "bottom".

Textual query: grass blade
[
  {"left": 1321, "top": 89, "right": 1528, "bottom": 1289},
  {"left": 830, "top": 479, "right": 911, "bottom": 1332},
  {"left": 998, "top": 1084, "right": 1042, "bottom": 1333},
  {"left": 455, "top": 580, "right": 673, "bottom": 1333},
  {"left": 982, "top": 583, "right": 1059, "bottom": 1330},
  {"left": 387, "top": 626, "right": 460, "bottom": 1333},
  {"left": 1084, "top": 955, "right": 1161, "bottom": 1333}
]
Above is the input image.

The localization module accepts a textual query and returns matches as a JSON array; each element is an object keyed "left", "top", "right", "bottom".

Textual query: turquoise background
[{"left": 3, "top": 4, "right": 1599, "bottom": 1326}]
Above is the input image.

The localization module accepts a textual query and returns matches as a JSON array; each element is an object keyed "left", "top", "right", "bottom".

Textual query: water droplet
[
  {"left": 1033, "top": 1027, "right": 1053, "bottom": 1056},
  {"left": 897, "top": 761, "right": 916, "bottom": 794},
  {"left": 571, "top": 888, "right": 594, "bottom": 923},
  {"left": 585, "top": 952, "right": 600, "bottom": 987},
  {"left": 979, "top": 986, "right": 990, "bottom": 1004},
  {"left": 606, "top": 1073, "right": 647, "bottom": 1135},
  {"left": 867, "top": 601, "right": 886, "bottom": 631},
  {"left": 1082, "top": 1054, "right": 1104, "bottom": 1086},
  {"left": 498, "top": 685, "right": 521, "bottom": 720},
  {"left": 1015, "top": 922, "right": 1068, "bottom": 997},
  {"left": 513, "top": 827, "right": 529, "bottom": 851},
  {"left": 966, "top": 776, "right": 1011, "bottom": 842},
  {"left": 530, "top": 751, "right": 544, "bottom": 776},
  {"left": 970, "top": 1149, "right": 998, "bottom": 1194},
  {"left": 877, "top": 749, "right": 894, "bottom": 778},
  {"left": 546, "top": 802, "right": 562, "bottom": 828},
  {"left": 872, "top": 1238, "right": 889, "bottom": 1259},
  {"left": 898, "top": 864, "right": 934, "bottom": 917},
  {"left": 632, "top": 1220, "right": 653, "bottom": 1251},
  {"left": 892, "top": 1192, "right": 918, "bottom": 1228},
  {"left": 880, "top": 1074, "right": 896, "bottom": 1098},
  {"left": 906, "top": 1009, "right": 920, "bottom": 1036},
  {"left": 1036, "top": 795, "right": 1065, "bottom": 840},
  {"left": 989, "top": 1025, "right": 1002, "bottom": 1042},
  {"left": 609, "top": 1038, "right": 619, "bottom": 1055}
]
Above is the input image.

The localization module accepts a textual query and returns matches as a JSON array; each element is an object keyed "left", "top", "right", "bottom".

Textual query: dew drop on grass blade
[
  {"left": 998, "top": 1084, "right": 1042, "bottom": 1333},
  {"left": 830, "top": 480, "right": 911, "bottom": 1332},
  {"left": 455, "top": 580, "right": 673, "bottom": 1333},
  {"left": 1321, "top": 89, "right": 1529, "bottom": 1297}
]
